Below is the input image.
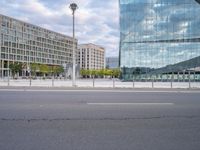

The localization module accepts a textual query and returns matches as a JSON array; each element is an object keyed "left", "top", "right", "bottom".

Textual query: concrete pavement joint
[{"left": 1, "top": 115, "right": 200, "bottom": 122}]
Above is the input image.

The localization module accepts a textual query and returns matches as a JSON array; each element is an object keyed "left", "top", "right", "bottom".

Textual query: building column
[
  {"left": 0, "top": 60, "right": 1, "bottom": 78},
  {"left": 7, "top": 60, "right": 10, "bottom": 78},
  {"left": 85, "top": 49, "right": 87, "bottom": 70},
  {"left": 80, "top": 48, "right": 82, "bottom": 69},
  {"left": 1, "top": 60, "right": 4, "bottom": 78},
  {"left": 89, "top": 49, "right": 91, "bottom": 70}
]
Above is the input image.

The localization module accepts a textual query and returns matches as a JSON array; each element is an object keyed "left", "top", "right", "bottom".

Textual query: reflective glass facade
[{"left": 119, "top": 0, "right": 200, "bottom": 81}]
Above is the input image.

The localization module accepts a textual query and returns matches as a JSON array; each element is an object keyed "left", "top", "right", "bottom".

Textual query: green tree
[
  {"left": 39, "top": 64, "right": 49, "bottom": 78},
  {"left": 30, "top": 63, "right": 39, "bottom": 77},
  {"left": 9, "top": 62, "right": 23, "bottom": 79},
  {"left": 80, "top": 69, "right": 87, "bottom": 78},
  {"left": 98, "top": 69, "right": 105, "bottom": 78},
  {"left": 90, "top": 69, "right": 98, "bottom": 78},
  {"left": 104, "top": 69, "right": 112, "bottom": 77},
  {"left": 52, "top": 65, "right": 64, "bottom": 75},
  {"left": 111, "top": 68, "right": 121, "bottom": 78},
  {"left": 80, "top": 69, "right": 91, "bottom": 78}
]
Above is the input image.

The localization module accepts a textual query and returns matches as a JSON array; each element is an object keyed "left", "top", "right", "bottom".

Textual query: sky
[{"left": 0, "top": 0, "right": 119, "bottom": 57}]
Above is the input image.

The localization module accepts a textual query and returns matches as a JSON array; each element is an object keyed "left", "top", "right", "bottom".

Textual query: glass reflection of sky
[{"left": 120, "top": 0, "right": 200, "bottom": 68}]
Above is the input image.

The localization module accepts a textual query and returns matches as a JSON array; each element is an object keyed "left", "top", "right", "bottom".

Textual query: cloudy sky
[{"left": 0, "top": 0, "right": 119, "bottom": 57}]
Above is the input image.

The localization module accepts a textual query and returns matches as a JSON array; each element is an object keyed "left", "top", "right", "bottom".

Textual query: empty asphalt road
[{"left": 0, "top": 89, "right": 200, "bottom": 150}]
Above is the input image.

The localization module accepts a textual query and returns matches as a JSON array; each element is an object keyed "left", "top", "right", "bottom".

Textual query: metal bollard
[
  {"left": 113, "top": 78, "right": 115, "bottom": 88},
  {"left": 52, "top": 76, "right": 54, "bottom": 87},
  {"left": 93, "top": 76, "right": 95, "bottom": 88},
  {"left": 152, "top": 78, "right": 154, "bottom": 88}
]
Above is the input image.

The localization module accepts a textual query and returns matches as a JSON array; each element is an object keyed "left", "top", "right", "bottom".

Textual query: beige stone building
[{"left": 78, "top": 43, "right": 105, "bottom": 70}]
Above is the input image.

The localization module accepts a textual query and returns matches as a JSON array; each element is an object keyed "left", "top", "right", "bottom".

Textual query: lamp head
[{"left": 69, "top": 3, "right": 78, "bottom": 13}]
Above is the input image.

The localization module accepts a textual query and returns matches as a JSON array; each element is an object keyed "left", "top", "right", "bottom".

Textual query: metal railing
[{"left": 0, "top": 78, "right": 199, "bottom": 89}]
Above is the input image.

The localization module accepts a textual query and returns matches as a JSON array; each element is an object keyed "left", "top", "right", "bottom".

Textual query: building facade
[
  {"left": 78, "top": 43, "right": 105, "bottom": 70},
  {"left": 106, "top": 57, "right": 119, "bottom": 69},
  {"left": 119, "top": 0, "right": 200, "bottom": 81},
  {"left": 0, "top": 14, "right": 77, "bottom": 77}
]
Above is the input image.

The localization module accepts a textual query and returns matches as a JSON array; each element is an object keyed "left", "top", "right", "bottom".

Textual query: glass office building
[{"left": 119, "top": 0, "right": 200, "bottom": 81}]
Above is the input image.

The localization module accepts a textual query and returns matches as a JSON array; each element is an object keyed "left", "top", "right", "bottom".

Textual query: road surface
[{"left": 0, "top": 89, "right": 200, "bottom": 150}]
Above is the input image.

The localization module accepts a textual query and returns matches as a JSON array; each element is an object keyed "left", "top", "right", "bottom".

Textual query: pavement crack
[{"left": 0, "top": 115, "right": 200, "bottom": 122}]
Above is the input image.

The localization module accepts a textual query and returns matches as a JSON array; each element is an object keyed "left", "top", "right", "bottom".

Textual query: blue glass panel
[{"left": 119, "top": 0, "right": 200, "bottom": 81}]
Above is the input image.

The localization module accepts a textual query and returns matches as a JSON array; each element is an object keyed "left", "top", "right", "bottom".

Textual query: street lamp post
[{"left": 69, "top": 3, "right": 78, "bottom": 87}]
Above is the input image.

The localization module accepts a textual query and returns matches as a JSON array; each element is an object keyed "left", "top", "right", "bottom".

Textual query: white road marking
[
  {"left": 87, "top": 103, "right": 174, "bottom": 106},
  {"left": 0, "top": 89, "right": 25, "bottom": 91}
]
